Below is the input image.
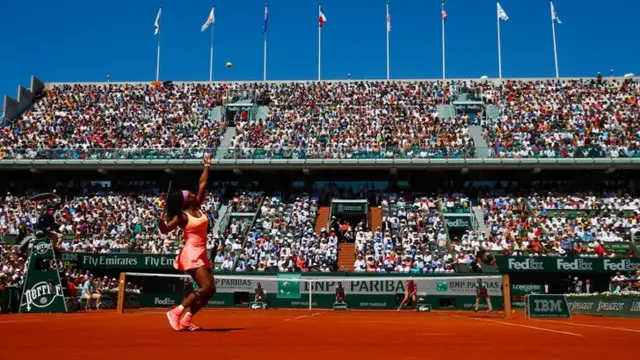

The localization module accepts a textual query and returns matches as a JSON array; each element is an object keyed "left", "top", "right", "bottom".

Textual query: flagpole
[
  {"left": 156, "top": 36, "right": 161, "bottom": 82},
  {"left": 550, "top": 0, "right": 560, "bottom": 79},
  {"left": 441, "top": 0, "right": 446, "bottom": 80},
  {"left": 386, "top": 1, "right": 390, "bottom": 80},
  {"left": 263, "top": 3, "right": 268, "bottom": 82},
  {"left": 156, "top": 7, "right": 162, "bottom": 82},
  {"left": 210, "top": 5, "right": 215, "bottom": 83},
  {"left": 497, "top": 1, "right": 503, "bottom": 80},
  {"left": 318, "top": 4, "right": 322, "bottom": 81}
]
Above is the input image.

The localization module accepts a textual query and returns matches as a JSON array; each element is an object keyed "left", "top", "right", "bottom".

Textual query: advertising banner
[
  {"left": 567, "top": 295, "right": 640, "bottom": 318},
  {"left": 497, "top": 256, "right": 640, "bottom": 273},
  {"left": 61, "top": 253, "right": 176, "bottom": 270}
]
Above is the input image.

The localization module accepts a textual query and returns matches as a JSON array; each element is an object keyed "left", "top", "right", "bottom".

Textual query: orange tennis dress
[{"left": 173, "top": 211, "right": 212, "bottom": 271}]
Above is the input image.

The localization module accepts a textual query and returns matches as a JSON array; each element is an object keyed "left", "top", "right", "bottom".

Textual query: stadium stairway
[
  {"left": 436, "top": 104, "right": 456, "bottom": 120},
  {"left": 255, "top": 106, "right": 269, "bottom": 121},
  {"left": 215, "top": 127, "right": 237, "bottom": 159},
  {"left": 212, "top": 204, "right": 229, "bottom": 235},
  {"left": 315, "top": 206, "right": 330, "bottom": 234},
  {"left": 338, "top": 243, "right": 355, "bottom": 272},
  {"left": 468, "top": 126, "right": 490, "bottom": 158},
  {"left": 369, "top": 206, "right": 382, "bottom": 232},
  {"left": 209, "top": 106, "right": 223, "bottom": 122},
  {"left": 471, "top": 205, "right": 490, "bottom": 235},
  {"left": 486, "top": 104, "right": 501, "bottom": 120}
]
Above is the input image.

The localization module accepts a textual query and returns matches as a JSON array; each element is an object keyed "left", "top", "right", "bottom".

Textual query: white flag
[
  {"left": 497, "top": 2, "right": 509, "bottom": 21},
  {"left": 201, "top": 7, "right": 215, "bottom": 32},
  {"left": 154, "top": 7, "right": 162, "bottom": 35},
  {"left": 551, "top": 1, "right": 562, "bottom": 24}
]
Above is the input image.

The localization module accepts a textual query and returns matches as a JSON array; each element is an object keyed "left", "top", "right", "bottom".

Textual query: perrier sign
[
  {"left": 21, "top": 278, "right": 65, "bottom": 312},
  {"left": 20, "top": 238, "right": 67, "bottom": 313}
]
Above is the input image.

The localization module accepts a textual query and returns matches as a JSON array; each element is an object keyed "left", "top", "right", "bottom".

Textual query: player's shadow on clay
[{"left": 194, "top": 327, "right": 245, "bottom": 332}]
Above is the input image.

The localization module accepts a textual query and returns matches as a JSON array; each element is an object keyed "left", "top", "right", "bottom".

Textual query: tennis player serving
[
  {"left": 397, "top": 278, "right": 417, "bottom": 311},
  {"left": 159, "top": 153, "right": 215, "bottom": 331}
]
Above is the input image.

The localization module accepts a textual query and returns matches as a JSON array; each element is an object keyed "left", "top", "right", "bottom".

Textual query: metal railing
[
  {"left": 231, "top": 196, "right": 265, "bottom": 271},
  {"left": 216, "top": 205, "right": 231, "bottom": 237},
  {"left": 2, "top": 145, "right": 640, "bottom": 161},
  {"left": 0, "top": 146, "right": 477, "bottom": 160}
]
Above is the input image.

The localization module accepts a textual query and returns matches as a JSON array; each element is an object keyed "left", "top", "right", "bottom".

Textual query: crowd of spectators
[
  {"left": 213, "top": 217, "right": 253, "bottom": 270},
  {"left": 477, "top": 190, "right": 640, "bottom": 258},
  {"left": 3, "top": 78, "right": 639, "bottom": 160},
  {"left": 0, "top": 81, "right": 480, "bottom": 160},
  {"left": 3, "top": 176, "right": 640, "bottom": 277},
  {"left": 481, "top": 78, "right": 640, "bottom": 158},
  {"left": 0, "top": 83, "right": 229, "bottom": 160},
  {"left": 609, "top": 268, "right": 640, "bottom": 293},
  {"left": 236, "top": 195, "right": 335, "bottom": 272},
  {"left": 479, "top": 197, "right": 547, "bottom": 255},
  {"left": 226, "top": 81, "right": 474, "bottom": 159},
  {"left": 0, "top": 244, "right": 26, "bottom": 289},
  {"left": 441, "top": 194, "right": 471, "bottom": 213},
  {"left": 0, "top": 183, "right": 226, "bottom": 255},
  {"left": 229, "top": 190, "right": 263, "bottom": 213},
  {"left": 354, "top": 194, "right": 455, "bottom": 273},
  {"left": 528, "top": 192, "right": 640, "bottom": 245}
]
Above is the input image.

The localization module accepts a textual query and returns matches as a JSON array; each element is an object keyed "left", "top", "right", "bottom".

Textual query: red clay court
[{"left": 3, "top": 309, "right": 639, "bottom": 359}]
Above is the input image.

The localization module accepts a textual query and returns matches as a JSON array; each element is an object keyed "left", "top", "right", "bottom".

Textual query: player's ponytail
[{"left": 166, "top": 191, "right": 185, "bottom": 219}]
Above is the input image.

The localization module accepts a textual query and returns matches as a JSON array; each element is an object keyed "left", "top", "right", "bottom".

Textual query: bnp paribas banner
[
  {"left": 211, "top": 276, "right": 502, "bottom": 297},
  {"left": 131, "top": 275, "right": 503, "bottom": 311},
  {"left": 497, "top": 256, "right": 640, "bottom": 274}
]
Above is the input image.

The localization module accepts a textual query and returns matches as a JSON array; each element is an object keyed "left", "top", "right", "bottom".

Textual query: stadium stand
[
  {"left": 2, "top": 78, "right": 638, "bottom": 160},
  {"left": 2, "top": 182, "right": 640, "bottom": 277},
  {"left": 480, "top": 78, "right": 640, "bottom": 158},
  {"left": 225, "top": 81, "right": 474, "bottom": 159},
  {"left": 2, "top": 76, "right": 640, "bottom": 282},
  {"left": 0, "top": 83, "right": 227, "bottom": 159},
  {"left": 366, "top": 194, "right": 454, "bottom": 273},
  {"left": 239, "top": 195, "right": 335, "bottom": 272}
]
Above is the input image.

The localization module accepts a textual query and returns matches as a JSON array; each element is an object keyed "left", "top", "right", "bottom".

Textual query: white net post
[
  {"left": 117, "top": 272, "right": 127, "bottom": 314},
  {"left": 502, "top": 274, "right": 512, "bottom": 319},
  {"left": 308, "top": 279, "right": 313, "bottom": 313}
]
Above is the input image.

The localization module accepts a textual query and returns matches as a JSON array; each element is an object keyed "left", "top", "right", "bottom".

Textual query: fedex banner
[{"left": 497, "top": 256, "right": 640, "bottom": 273}]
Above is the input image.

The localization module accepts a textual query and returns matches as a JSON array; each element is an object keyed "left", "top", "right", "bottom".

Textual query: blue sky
[{"left": 1, "top": 0, "right": 637, "bottom": 108}]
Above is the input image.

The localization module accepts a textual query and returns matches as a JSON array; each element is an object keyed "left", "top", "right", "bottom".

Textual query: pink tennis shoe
[
  {"left": 166, "top": 307, "right": 184, "bottom": 331},
  {"left": 180, "top": 313, "right": 201, "bottom": 331}
]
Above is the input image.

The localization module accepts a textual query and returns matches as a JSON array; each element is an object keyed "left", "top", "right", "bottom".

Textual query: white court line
[
  {"left": 285, "top": 313, "right": 321, "bottom": 321},
  {"left": 125, "top": 311, "right": 168, "bottom": 316},
  {"left": 481, "top": 319, "right": 584, "bottom": 337},
  {"left": 541, "top": 320, "right": 640, "bottom": 334},
  {"left": 0, "top": 319, "right": 42, "bottom": 324},
  {"left": 449, "top": 314, "right": 583, "bottom": 337}
]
